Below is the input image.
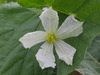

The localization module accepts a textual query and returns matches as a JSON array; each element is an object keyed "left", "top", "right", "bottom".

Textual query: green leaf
[
  {"left": 17, "top": 0, "right": 47, "bottom": 8},
  {"left": 0, "top": 2, "right": 56, "bottom": 75},
  {"left": 74, "top": 0, "right": 100, "bottom": 20},
  {"left": 76, "top": 34, "right": 100, "bottom": 75},
  {"left": 17, "top": 0, "right": 100, "bottom": 21},
  {"left": 46, "top": 0, "right": 100, "bottom": 21},
  {"left": 44, "top": 0, "right": 55, "bottom": 6},
  {"left": 52, "top": 0, "right": 86, "bottom": 14}
]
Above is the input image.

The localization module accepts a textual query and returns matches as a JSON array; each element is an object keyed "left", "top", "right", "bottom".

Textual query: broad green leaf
[
  {"left": 17, "top": 0, "right": 47, "bottom": 8},
  {"left": 52, "top": 0, "right": 86, "bottom": 15},
  {"left": 76, "top": 34, "right": 100, "bottom": 75},
  {"left": 17, "top": 0, "right": 100, "bottom": 21},
  {"left": 74, "top": 0, "right": 100, "bottom": 20},
  {"left": 17, "top": 0, "right": 85, "bottom": 15},
  {"left": 44, "top": 0, "right": 55, "bottom": 6},
  {"left": 0, "top": 2, "right": 56, "bottom": 75},
  {"left": 50, "top": 0, "right": 100, "bottom": 20}
]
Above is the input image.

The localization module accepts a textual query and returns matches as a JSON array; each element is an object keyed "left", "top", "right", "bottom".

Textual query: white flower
[{"left": 19, "top": 7, "right": 83, "bottom": 69}]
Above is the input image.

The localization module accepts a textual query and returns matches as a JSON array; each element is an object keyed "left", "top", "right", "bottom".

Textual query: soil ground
[{"left": 69, "top": 71, "right": 82, "bottom": 75}]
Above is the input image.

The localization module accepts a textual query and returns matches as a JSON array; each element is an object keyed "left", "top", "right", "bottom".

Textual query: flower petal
[
  {"left": 35, "top": 42, "right": 56, "bottom": 69},
  {"left": 56, "top": 16, "right": 83, "bottom": 39},
  {"left": 39, "top": 7, "right": 59, "bottom": 33},
  {"left": 19, "top": 31, "right": 47, "bottom": 48},
  {"left": 54, "top": 40, "right": 76, "bottom": 65}
]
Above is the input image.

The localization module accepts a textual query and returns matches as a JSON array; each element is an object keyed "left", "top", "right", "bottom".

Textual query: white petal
[
  {"left": 39, "top": 7, "right": 59, "bottom": 33},
  {"left": 43, "top": 7, "right": 48, "bottom": 10},
  {"left": 19, "top": 31, "right": 47, "bottom": 48},
  {"left": 54, "top": 40, "right": 76, "bottom": 65},
  {"left": 35, "top": 42, "right": 56, "bottom": 69},
  {"left": 56, "top": 16, "right": 83, "bottom": 39}
]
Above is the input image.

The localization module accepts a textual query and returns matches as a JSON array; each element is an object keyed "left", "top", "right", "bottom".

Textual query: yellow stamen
[{"left": 46, "top": 32, "right": 56, "bottom": 44}]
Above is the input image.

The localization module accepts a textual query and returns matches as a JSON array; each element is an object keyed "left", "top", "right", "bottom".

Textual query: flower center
[{"left": 46, "top": 32, "right": 56, "bottom": 44}]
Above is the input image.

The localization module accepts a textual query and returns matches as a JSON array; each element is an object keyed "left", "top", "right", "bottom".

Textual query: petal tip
[
  {"left": 69, "top": 62, "right": 73, "bottom": 65},
  {"left": 19, "top": 38, "right": 31, "bottom": 49},
  {"left": 19, "top": 37, "right": 22, "bottom": 42},
  {"left": 42, "top": 7, "right": 52, "bottom": 10},
  {"left": 43, "top": 7, "right": 48, "bottom": 10},
  {"left": 70, "top": 14, "right": 76, "bottom": 17}
]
